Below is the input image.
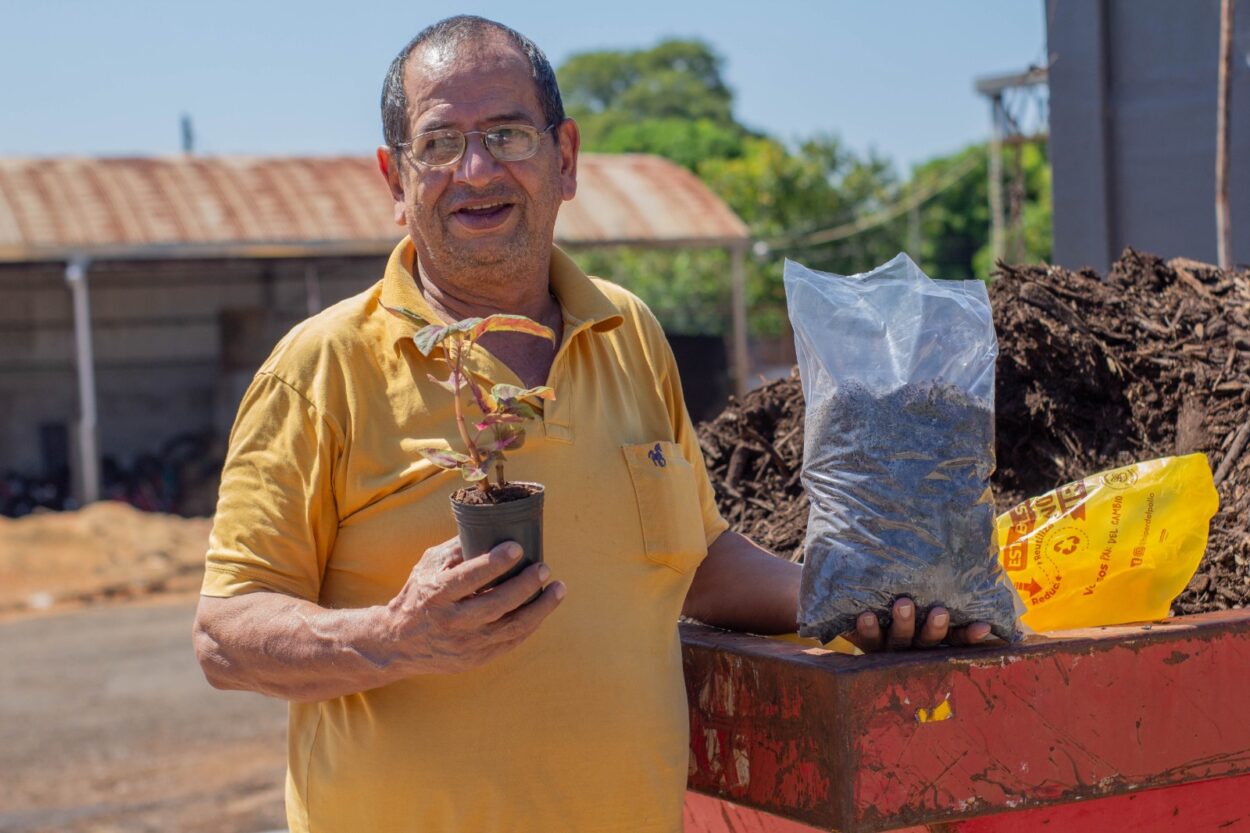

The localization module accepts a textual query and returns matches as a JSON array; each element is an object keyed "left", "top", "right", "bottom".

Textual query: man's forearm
[
  {"left": 194, "top": 541, "right": 562, "bottom": 702},
  {"left": 682, "top": 530, "right": 800, "bottom": 634},
  {"left": 193, "top": 593, "right": 415, "bottom": 702}
]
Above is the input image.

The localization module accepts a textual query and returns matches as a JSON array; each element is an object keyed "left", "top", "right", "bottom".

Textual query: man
[{"left": 193, "top": 15, "right": 988, "bottom": 832}]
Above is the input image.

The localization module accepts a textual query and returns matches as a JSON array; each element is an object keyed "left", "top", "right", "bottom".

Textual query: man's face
[{"left": 383, "top": 38, "right": 579, "bottom": 285}]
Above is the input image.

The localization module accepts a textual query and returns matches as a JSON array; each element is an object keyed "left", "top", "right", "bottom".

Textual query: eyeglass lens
[{"left": 412, "top": 125, "right": 544, "bottom": 167}]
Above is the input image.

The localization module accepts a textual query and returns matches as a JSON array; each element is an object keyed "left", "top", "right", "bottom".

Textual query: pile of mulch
[{"left": 696, "top": 249, "right": 1250, "bottom": 616}]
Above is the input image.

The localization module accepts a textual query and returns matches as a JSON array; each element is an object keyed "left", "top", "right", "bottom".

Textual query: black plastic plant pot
[{"left": 451, "top": 482, "right": 545, "bottom": 591}]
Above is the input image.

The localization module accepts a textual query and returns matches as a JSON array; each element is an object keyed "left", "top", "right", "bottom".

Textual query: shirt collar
[{"left": 379, "top": 237, "right": 623, "bottom": 348}]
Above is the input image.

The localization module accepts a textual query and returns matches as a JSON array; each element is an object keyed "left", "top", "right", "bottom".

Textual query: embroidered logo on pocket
[
  {"left": 622, "top": 442, "right": 706, "bottom": 573},
  {"left": 648, "top": 443, "right": 667, "bottom": 467}
]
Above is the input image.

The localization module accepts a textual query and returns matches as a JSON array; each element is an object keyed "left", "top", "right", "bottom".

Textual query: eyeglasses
[{"left": 396, "top": 123, "right": 557, "bottom": 168}]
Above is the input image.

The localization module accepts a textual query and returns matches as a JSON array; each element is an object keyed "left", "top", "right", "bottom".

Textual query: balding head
[{"left": 380, "top": 16, "right": 565, "bottom": 150}]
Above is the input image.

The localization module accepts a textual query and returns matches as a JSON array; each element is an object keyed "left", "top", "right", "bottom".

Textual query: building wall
[
  {"left": 1, "top": 251, "right": 740, "bottom": 511},
  {"left": 1048, "top": 0, "right": 1250, "bottom": 270},
  {"left": 0, "top": 256, "right": 385, "bottom": 481}
]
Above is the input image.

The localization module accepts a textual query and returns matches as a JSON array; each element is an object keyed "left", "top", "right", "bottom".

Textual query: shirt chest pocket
[{"left": 621, "top": 441, "right": 708, "bottom": 573}]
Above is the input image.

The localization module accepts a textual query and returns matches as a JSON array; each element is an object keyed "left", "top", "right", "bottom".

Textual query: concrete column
[
  {"left": 1047, "top": 0, "right": 1116, "bottom": 271},
  {"left": 65, "top": 257, "right": 100, "bottom": 505}
]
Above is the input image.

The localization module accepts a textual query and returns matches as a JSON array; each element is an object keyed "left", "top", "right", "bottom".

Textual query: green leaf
[
  {"left": 416, "top": 447, "right": 471, "bottom": 469},
  {"left": 491, "top": 383, "right": 556, "bottom": 403},
  {"left": 413, "top": 324, "right": 451, "bottom": 356},
  {"left": 509, "top": 402, "right": 540, "bottom": 421},
  {"left": 383, "top": 304, "right": 430, "bottom": 328},
  {"left": 469, "top": 314, "right": 556, "bottom": 344},
  {"left": 414, "top": 318, "right": 484, "bottom": 356}
]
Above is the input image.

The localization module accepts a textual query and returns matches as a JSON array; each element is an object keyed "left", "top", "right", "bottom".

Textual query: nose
[{"left": 453, "top": 132, "right": 504, "bottom": 187}]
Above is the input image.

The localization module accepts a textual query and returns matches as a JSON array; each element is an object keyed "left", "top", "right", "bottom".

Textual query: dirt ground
[
  {"left": 0, "top": 503, "right": 286, "bottom": 832},
  {"left": 0, "top": 595, "right": 287, "bottom": 833},
  {"left": 0, "top": 502, "right": 210, "bottom": 617}
]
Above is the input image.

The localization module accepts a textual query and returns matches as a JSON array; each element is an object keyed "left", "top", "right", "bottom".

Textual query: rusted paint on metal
[
  {"left": 685, "top": 634, "right": 846, "bottom": 822},
  {"left": 930, "top": 772, "right": 1250, "bottom": 832},
  {"left": 683, "top": 610, "right": 1250, "bottom": 832},
  {"left": 0, "top": 154, "right": 747, "bottom": 261}
]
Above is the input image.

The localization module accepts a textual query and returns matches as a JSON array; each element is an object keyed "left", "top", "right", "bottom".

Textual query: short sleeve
[
  {"left": 202, "top": 372, "right": 341, "bottom": 601},
  {"left": 655, "top": 330, "right": 731, "bottom": 550}
]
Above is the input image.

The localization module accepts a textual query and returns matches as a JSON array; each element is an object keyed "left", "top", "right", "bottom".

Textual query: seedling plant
[{"left": 388, "top": 308, "right": 556, "bottom": 495}]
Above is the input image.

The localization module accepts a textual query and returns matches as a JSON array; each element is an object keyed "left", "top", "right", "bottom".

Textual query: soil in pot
[
  {"left": 451, "top": 482, "right": 545, "bottom": 592},
  {"left": 452, "top": 482, "right": 541, "bottom": 505}
]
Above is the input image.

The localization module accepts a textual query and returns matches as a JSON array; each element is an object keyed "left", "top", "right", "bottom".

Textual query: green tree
[
  {"left": 909, "top": 140, "right": 1051, "bottom": 282},
  {"left": 560, "top": 39, "right": 736, "bottom": 131},
  {"left": 556, "top": 40, "right": 1053, "bottom": 338},
  {"left": 698, "top": 135, "right": 905, "bottom": 334},
  {"left": 559, "top": 39, "right": 744, "bottom": 165}
]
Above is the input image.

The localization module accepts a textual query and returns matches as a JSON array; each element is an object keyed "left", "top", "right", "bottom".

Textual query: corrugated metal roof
[{"left": 0, "top": 154, "right": 748, "bottom": 262}]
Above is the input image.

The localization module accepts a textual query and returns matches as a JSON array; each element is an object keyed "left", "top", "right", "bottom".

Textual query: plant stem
[
  {"left": 448, "top": 340, "right": 490, "bottom": 494},
  {"left": 495, "top": 462, "right": 506, "bottom": 488},
  {"left": 450, "top": 341, "right": 481, "bottom": 468}
]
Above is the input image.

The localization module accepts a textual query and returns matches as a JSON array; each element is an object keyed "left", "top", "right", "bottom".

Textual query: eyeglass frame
[{"left": 392, "top": 122, "right": 560, "bottom": 169}]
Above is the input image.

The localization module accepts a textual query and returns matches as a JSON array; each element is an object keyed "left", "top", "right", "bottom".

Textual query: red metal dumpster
[{"left": 680, "top": 609, "right": 1250, "bottom": 832}]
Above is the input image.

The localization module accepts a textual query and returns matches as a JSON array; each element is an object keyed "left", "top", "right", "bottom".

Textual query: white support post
[
  {"left": 730, "top": 244, "right": 750, "bottom": 398},
  {"left": 65, "top": 257, "right": 100, "bottom": 505}
]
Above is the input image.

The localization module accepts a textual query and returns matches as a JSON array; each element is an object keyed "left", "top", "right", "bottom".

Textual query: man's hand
[
  {"left": 684, "top": 532, "right": 995, "bottom": 651},
  {"left": 385, "top": 538, "right": 566, "bottom": 675},
  {"left": 194, "top": 537, "right": 564, "bottom": 702},
  {"left": 847, "top": 597, "right": 992, "bottom": 651}
]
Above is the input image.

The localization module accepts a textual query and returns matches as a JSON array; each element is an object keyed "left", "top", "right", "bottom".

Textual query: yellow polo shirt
[{"left": 202, "top": 238, "right": 728, "bottom": 833}]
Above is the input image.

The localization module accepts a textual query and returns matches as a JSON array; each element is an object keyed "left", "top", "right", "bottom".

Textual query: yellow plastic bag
[{"left": 996, "top": 454, "right": 1219, "bottom": 632}]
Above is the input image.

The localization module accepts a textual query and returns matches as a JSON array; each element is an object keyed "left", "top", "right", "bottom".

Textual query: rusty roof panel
[
  {"left": 557, "top": 154, "right": 749, "bottom": 245},
  {"left": 0, "top": 154, "right": 747, "bottom": 261}
]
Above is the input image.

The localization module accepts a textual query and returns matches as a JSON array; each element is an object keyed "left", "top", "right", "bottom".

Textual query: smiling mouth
[{"left": 451, "top": 201, "right": 515, "bottom": 230}]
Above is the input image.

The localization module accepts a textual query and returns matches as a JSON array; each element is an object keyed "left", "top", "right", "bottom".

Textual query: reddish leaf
[
  {"left": 446, "top": 318, "right": 485, "bottom": 335},
  {"left": 489, "top": 425, "right": 525, "bottom": 452},
  {"left": 469, "top": 314, "right": 556, "bottom": 344},
  {"left": 463, "top": 452, "right": 500, "bottom": 482},
  {"left": 464, "top": 373, "right": 491, "bottom": 414},
  {"left": 475, "top": 413, "right": 524, "bottom": 430}
]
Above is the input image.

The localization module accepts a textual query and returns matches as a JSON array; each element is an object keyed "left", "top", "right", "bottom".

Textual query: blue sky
[{"left": 1, "top": 0, "right": 1046, "bottom": 173}]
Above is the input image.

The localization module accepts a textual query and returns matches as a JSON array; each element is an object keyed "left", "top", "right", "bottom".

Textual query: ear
[
  {"left": 377, "top": 146, "right": 408, "bottom": 227},
  {"left": 557, "top": 119, "right": 580, "bottom": 202}
]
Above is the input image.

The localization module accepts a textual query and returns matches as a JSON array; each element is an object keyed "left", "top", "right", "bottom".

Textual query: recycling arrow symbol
[{"left": 1015, "top": 578, "right": 1043, "bottom": 596}]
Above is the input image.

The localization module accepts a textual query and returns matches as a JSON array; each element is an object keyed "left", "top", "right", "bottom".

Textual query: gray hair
[{"left": 380, "top": 15, "right": 565, "bottom": 151}]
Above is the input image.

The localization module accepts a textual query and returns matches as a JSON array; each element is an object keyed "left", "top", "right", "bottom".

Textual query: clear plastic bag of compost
[{"left": 784, "top": 254, "right": 1022, "bottom": 644}]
